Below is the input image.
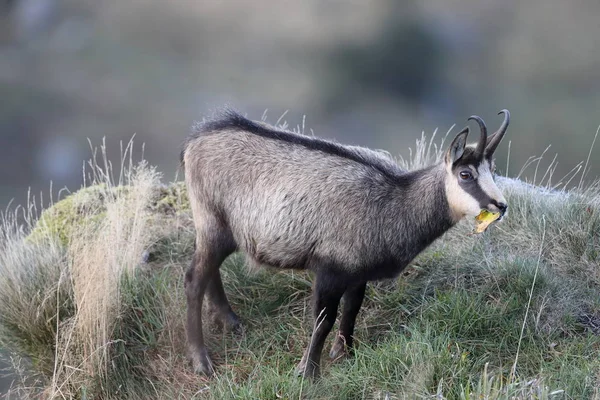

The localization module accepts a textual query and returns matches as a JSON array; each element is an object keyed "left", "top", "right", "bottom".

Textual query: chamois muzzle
[{"left": 494, "top": 201, "right": 508, "bottom": 219}]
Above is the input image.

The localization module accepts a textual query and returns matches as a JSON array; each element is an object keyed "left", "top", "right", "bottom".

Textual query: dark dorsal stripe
[{"left": 188, "top": 108, "right": 406, "bottom": 183}]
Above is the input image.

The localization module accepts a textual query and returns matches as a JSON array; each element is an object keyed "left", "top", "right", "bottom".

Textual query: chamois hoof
[
  {"left": 224, "top": 312, "right": 243, "bottom": 334},
  {"left": 210, "top": 310, "right": 243, "bottom": 334},
  {"left": 190, "top": 348, "right": 214, "bottom": 376},
  {"left": 329, "top": 335, "right": 349, "bottom": 361},
  {"left": 295, "top": 357, "right": 320, "bottom": 380}
]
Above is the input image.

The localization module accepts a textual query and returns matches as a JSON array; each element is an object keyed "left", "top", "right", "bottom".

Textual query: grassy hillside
[{"left": 0, "top": 138, "right": 599, "bottom": 399}]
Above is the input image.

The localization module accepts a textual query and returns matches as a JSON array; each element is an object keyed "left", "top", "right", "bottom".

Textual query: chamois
[{"left": 181, "top": 108, "right": 510, "bottom": 378}]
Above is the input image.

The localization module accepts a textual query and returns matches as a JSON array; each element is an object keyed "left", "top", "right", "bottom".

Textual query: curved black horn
[
  {"left": 468, "top": 115, "right": 487, "bottom": 158},
  {"left": 485, "top": 109, "right": 510, "bottom": 156}
]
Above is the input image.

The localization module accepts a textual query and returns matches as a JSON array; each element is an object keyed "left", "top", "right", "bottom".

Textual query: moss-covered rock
[
  {"left": 27, "top": 182, "right": 190, "bottom": 247},
  {"left": 149, "top": 181, "right": 190, "bottom": 215},
  {"left": 27, "top": 185, "right": 119, "bottom": 245}
]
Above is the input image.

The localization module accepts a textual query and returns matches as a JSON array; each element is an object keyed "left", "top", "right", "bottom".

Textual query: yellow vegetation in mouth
[{"left": 474, "top": 209, "right": 501, "bottom": 234}]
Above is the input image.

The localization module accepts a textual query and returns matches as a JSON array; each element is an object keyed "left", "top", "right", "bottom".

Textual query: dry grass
[
  {"left": 50, "top": 159, "right": 159, "bottom": 398},
  {"left": 0, "top": 141, "right": 166, "bottom": 398}
]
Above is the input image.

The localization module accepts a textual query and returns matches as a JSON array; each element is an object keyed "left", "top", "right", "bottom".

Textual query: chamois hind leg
[
  {"left": 206, "top": 270, "right": 242, "bottom": 333},
  {"left": 330, "top": 282, "right": 367, "bottom": 360},
  {"left": 296, "top": 270, "right": 347, "bottom": 379},
  {"left": 185, "top": 224, "right": 234, "bottom": 376}
]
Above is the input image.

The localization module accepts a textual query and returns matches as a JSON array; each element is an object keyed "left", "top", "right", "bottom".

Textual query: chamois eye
[{"left": 459, "top": 171, "right": 473, "bottom": 181}]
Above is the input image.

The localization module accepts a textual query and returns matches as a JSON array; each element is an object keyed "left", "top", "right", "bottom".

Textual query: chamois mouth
[
  {"left": 482, "top": 208, "right": 506, "bottom": 221},
  {"left": 487, "top": 200, "right": 508, "bottom": 220}
]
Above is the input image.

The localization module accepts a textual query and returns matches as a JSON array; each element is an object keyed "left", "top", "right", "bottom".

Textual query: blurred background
[
  {"left": 1, "top": 0, "right": 600, "bottom": 392},
  {"left": 1, "top": 0, "right": 600, "bottom": 211}
]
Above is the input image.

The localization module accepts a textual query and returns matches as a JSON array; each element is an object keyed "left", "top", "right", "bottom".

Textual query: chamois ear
[{"left": 446, "top": 126, "right": 469, "bottom": 164}]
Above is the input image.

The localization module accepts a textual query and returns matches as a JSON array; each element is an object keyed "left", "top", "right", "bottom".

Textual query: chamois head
[{"left": 444, "top": 110, "right": 510, "bottom": 220}]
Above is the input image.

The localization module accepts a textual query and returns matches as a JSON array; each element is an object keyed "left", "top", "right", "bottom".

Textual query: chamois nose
[{"left": 496, "top": 202, "right": 508, "bottom": 215}]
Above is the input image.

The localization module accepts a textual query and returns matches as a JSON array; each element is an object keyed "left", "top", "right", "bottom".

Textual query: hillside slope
[{"left": 0, "top": 141, "right": 599, "bottom": 399}]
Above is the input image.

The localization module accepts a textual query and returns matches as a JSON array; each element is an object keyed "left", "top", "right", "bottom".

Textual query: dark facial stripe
[
  {"left": 458, "top": 178, "right": 494, "bottom": 209},
  {"left": 187, "top": 108, "right": 404, "bottom": 182}
]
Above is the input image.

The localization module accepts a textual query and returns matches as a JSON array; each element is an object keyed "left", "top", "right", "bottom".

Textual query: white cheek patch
[
  {"left": 444, "top": 164, "right": 481, "bottom": 220},
  {"left": 477, "top": 162, "right": 506, "bottom": 205}
]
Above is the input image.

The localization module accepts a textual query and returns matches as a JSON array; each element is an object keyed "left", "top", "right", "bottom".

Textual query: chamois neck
[
  {"left": 408, "top": 164, "right": 452, "bottom": 220},
  {"left": 384, "top": 163, "right": 455, "bottom": 256}
]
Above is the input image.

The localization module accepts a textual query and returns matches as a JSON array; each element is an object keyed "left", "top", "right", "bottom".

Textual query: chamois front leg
[
  {"left": 296, "top": 270, "right": 346, "bottom": 379},
  {"left": 330, "top": 281, "right": 367, "bottom": 360}
]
